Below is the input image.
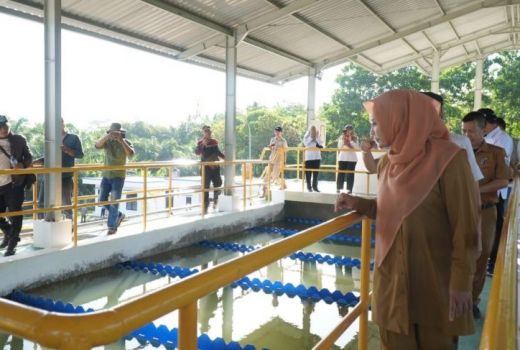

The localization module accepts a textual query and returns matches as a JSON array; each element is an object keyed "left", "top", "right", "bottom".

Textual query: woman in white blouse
[
  {"left": 337, "top": 125, "right": 358, "bottom": 193},
  {"left": 303, "top": 125, "right": 323, "bottom": 192}
]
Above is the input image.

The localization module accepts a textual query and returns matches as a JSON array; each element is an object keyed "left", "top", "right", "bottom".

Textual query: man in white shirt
[{"left": 479, "top": 108, "right": 514, "bottom": 274}]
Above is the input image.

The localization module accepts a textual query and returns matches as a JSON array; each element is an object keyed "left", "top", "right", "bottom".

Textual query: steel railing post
[
  {"left": 143, "top": 167, "right": 147, "bottom": 231},
  {"left": 168, "top": 167, "right": 173, "bottom": 216},
  {"left": 242, "top": 163, "right": 246, "bottom": 210},
  {"left": 178, "top": 301, "right": 198, "bottom": 350},
  {"left": 201, "top": 165, "right": 205, "bottom": 217},
  {"left": 359, "top": 218, "right": 371, "bottom": 350},
  {"left": 32, "top": 178, "right": 38, "bottom": 221},
  {"left": 73, "top": 170, "right": 79, "bottom": 246}
]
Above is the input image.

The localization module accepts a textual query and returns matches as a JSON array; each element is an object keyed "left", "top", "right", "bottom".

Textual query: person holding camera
[
  {"left": 0, "top": 115, "right": 33, "bottom": 256},
  {"left": 303, "top": 125, "right": 323, "bottom": 192},
  {"left": 195, "top": 125, "right": 225, "bottom": 214},
  {"left": 95, "top": 122, "right": 135, "bottom": 235},
  {"left": 337, "top": 125, "right": 358, "bottom": 194},
  {"left": 35, "top": 118, "right": 84, "bottom": 220}
]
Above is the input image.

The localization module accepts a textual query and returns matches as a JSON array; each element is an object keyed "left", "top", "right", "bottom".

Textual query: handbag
[{"left": 0, "top": 144, "right": 36, "bottom": 188}]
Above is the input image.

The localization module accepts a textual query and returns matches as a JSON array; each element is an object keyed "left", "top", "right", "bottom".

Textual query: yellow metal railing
[
  {"left": 0, "top": 159, "right": 269, "bottom": 244},
  {"left": 480, "top": 177, "right": 519, "bottom": 350},
  {"left": 0, "top": 212, "right": 372, "bottom": 350}
]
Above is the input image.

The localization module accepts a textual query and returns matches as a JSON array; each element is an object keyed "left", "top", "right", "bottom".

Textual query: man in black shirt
[
  {"left": 195, "top": 125, "right": 225, "bottom": 214},
  {"left": 36, "top": 118, "right": 84, "bottom": 219}
]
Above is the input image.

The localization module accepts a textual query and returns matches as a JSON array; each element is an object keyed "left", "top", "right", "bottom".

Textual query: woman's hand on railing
[
  {"left": 335, "top": 193, "right": 358, "bottom": 212},
  {"left": 449, "top": 289, "right": 472, "bottom": 321}
]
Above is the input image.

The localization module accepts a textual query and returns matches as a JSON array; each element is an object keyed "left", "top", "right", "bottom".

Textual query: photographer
[
  {"left": 337, "top": 125, "right": 358, "bottom": 194},
  {"left": 95, "top": 122, "right": 134, "bottom": 235},
  {"left": 303, "top": 125, "right": 322, "bottom": 192},
  {"left": 0, "top": 115, "right": 33, "bottom": 256}
]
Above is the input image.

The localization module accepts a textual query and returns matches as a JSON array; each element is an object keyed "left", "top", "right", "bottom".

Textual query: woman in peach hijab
[{"left": 336, "top": 90, "right": 479, "bottom": 349}]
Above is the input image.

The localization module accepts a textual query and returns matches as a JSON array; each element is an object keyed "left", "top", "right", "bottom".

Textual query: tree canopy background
[{"left": 8, "top": 50, "right": 519, "bottom": 183}]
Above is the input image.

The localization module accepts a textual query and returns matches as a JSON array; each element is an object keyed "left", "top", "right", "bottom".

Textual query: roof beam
[
  {"left": 263, "top": 0, "right": 382, "bottom": 68},
  {"left": 434, "top": 0, "right": 470, "bottom": 56},
  {"left": 475, "top": 40, "right": 483, "bottom": 56},
  {"left": 422, "top": 31, "right": 439, "bottom": 51},
  {"left": 177, "top": 0, "right": 319, "bottom": 60},
  {"left": 141, "top": 0, "right": 316, "bottom": 67},
  {"left": 243, "top": 37, "right": 313, "bottom": 67},
  {"left": 316, "top": 0, "right": 513, "bottom": 70},
  {"left": 139, "top": 0, "right": 232, "bottom": 36},
  {"left": 355, "top": 0, "right": 420, "bottom": 55},
  {"left": 235, "top": 0, "right": 320, "bottom": 40}
]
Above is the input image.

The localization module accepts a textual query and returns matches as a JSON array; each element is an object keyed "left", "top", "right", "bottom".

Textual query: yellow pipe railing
[
  {"left": 0, "top": 211, "right": 369, "bottom": 349},
  {"left": 480, "top": 177, "right": 518, "bottom": 350}
]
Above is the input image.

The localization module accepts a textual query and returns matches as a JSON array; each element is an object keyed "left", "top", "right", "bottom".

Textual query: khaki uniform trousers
[
  {"left": 379, "top": 324, "right": 456, "bottom": 350},
  {"left": 472, "top": 205, "right": 497, "bottom": 303}
]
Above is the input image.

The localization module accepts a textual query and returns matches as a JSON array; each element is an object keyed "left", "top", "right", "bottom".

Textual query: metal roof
[{"left": 1, "top": 0, "right": 519, "bottom": 84}]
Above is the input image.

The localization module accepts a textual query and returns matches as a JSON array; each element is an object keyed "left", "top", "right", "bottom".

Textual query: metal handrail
[
  {"left": 0, "top": 212, "right": 371, "bottom": 350},
  {"left": 480, "top": 177, "right": 519, "bottom": 350},
  {"left": 2, "top": 159, "right": 268, "bottom": 242}
]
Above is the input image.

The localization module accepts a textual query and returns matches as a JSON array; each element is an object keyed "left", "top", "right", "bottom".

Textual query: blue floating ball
[
  {"left": 54, "top": 301, "right": 66, "bottom": 312},
  {"left": 75, "top": 305, "right": 85, "bottom": 313},
  {"left": 197, "top": 334, "right": 212, "bottom": 349},
  {"left": 212, "top": 337, "right": 227, "bottom": 350},
  {"left": 64, "top": 303, "right": 75, "bottom": 313},
  {"left": 169, "top": 328, "right": 178, "bottom": 347},
  {"left": 227, "top": 341, "right": 242, "bottom": 350},
  {"left": 150, "top": 336, "right": 161, "bottom": 347},
  {"left": 136, "top": 334, "right": 148, "bottom": 345},
  {"left": 143, "top": 323, "right": 156, "bottom": 335},
  {"left": 156, "top": 325, "right": 170, "bottom": 343},
  {"left": 295, "top": 284, "right": 307, "bottom": 297},
  {"left": 285, "top": 283, "right": 296, "bottom": 298},
  {"left": 307, "top": 286, "right": 318, "bottom": 295}
]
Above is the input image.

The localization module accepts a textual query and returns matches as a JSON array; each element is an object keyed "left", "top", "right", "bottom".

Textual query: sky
[{"left": 0, "top": 12, "right": 345, "bottom": 129}]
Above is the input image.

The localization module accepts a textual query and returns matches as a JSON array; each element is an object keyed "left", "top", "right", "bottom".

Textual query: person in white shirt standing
[
  {"left": 337, "top": 125, "right": 358, "bottom": 193},
  {"left": 479, "top": 108, "right": 513, "bottom": 274},
  {"left": 303, "top": 125, "right": 323, "bottom": 192}
]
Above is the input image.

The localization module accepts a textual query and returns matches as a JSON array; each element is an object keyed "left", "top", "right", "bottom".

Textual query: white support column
[
  {"left": 431, "top": 50, "right": 440, "bottom": 93},
  {"left": 307, "top": 67, "right": 316, "bottom": 127},
  {"left": 35, "top": 0, "right": 71, "bottom": 248},
  {"left": 224, "top": 33, "right": 237, "bottom": 197},
  {"left": 474, "top": 58, "right": 483, "bottom": 110},
  {"left": 43, "top": 0, "right": 62, "bottom": 221}
]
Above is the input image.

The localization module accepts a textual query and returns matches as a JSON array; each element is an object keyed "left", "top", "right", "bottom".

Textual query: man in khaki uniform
[{"left": 461, "top": 111, "right": 509, "bottom": 319}]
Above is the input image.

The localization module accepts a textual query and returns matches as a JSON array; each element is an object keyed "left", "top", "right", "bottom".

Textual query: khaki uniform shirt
[
  {"left": 474, "top": 141, "right": 509, "bottom": 205},
  {"left": 355, "top": 151, "right": 479, "bottom": 335}
]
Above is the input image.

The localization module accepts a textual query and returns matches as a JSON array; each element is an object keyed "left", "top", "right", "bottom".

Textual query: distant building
[{"left": 82, "top": 175, "right": 209, "bottom": 216}]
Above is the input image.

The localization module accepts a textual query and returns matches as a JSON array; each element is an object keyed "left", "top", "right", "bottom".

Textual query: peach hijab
[{"left": 363, "top": 90, "right": 461, "bottom": 266}]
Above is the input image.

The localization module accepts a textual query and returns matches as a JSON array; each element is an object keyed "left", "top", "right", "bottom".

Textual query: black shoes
[
  {"left": 307, "top": 187, "right": 313, "bottom": 192},
  {"left": 4, "top": 237, "right": 19, "bottom": 257},
  {"left": 313, "top": 188, "right": 320, "bottom": 192}
]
